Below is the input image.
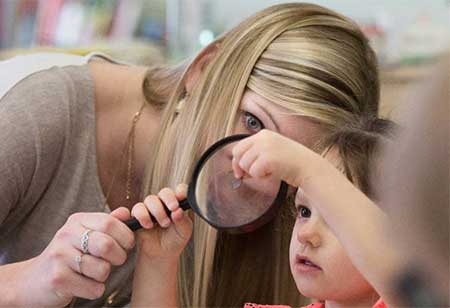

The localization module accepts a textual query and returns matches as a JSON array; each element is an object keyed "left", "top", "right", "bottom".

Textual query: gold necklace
[{"left": 103, "top": 102, "right": 146, "bottom": 209}]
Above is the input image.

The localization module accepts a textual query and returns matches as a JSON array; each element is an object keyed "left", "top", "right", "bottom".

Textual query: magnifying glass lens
[{"left": 193, "top": 139, "right": 282, "bottom": 228}]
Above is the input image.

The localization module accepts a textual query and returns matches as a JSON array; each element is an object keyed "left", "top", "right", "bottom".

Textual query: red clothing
[{"left": 244, "top": 298, "right": 386, "bottom": 308}]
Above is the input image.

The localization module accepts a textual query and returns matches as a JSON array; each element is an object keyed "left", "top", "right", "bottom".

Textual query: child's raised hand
[
  {"left": 232, "top": 129, "right": 318, "bottom": 187},
  {"left": 128, "top": 184, "right": 193, "bottom": 260}
]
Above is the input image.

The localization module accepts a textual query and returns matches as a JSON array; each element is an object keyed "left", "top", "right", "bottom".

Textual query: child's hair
[{"left": 318, "top": 115, "right": 397, "bottom": 197}]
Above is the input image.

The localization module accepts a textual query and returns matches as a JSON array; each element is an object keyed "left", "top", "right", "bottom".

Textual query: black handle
[{"left": 124, "top": 198, "right": 190, "bottom": 231}]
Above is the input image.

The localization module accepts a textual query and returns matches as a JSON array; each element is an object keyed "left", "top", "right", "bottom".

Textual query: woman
[{"left": 0, "top": 3, "right": 381, "bottom": 307}]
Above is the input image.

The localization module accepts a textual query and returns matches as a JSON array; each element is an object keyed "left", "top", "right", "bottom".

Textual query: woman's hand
[
  {"left": 13, "top": 211, "right": 135, "bottom": 307},
  {"left": 232, "top": 129, "right": 321, "bottom": 187},
  {"left": 130, "top": 184, "right": 193, "bottom": 260}
]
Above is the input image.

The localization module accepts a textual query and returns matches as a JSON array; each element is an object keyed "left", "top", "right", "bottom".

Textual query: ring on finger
[{"left": 81, "top": 229, "right": 92, "bottom": 254}]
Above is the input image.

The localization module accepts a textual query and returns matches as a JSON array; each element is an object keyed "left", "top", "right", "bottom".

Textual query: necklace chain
[
  {"left": 126, "top": 104, "right": 145, "bottom": 200},
  {"left": 103, "top": 102, "right": 146, "bottom": 209}
]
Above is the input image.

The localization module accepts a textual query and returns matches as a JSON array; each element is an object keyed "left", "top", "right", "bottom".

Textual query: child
[
  {"left": 234, "top": 129, "right": 393, "bottom": 308},
  {"left": 120, "top": 123, "right": 397, "bottom": 307}
]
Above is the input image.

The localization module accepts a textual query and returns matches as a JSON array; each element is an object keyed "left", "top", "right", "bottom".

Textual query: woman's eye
[
  {"left": 243, "top": 112, "right": 264, "bottom": 133},
  {"left": 297, "top": 206, "right": 311, "bottom": 218}
]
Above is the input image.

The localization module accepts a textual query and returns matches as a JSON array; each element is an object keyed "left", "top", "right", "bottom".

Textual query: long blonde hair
[{"left": 142, "top": 3, "right": 380, "bottom": 307}]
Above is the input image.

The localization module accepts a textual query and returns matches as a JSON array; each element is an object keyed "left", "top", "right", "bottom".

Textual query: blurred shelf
[{"left": 0, "top": 39, "right": 166, "bottom": 65}]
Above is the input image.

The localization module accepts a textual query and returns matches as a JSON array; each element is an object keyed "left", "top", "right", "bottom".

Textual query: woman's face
[
  {"left": 198, "top": 90, "right": 321, "bottom": 227},
  {"left": 196, "top": 91, "right": 319, "bottom": 226},
  {"left": 235, "top": 90, "right": 320, "bottom": 146}
]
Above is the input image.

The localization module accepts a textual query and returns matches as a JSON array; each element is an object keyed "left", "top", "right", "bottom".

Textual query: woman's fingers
[
  {"left": 36, "top": 211, "right": 137, "bottom": 305},
  {"left": 82, "top": 231, "right": 128, "bottom": 266},
  {"left": 70, "top": 212, "right": 135, "bottom": 251},
  {"left": 58, "top": 221, "right": 127, "bottom": 266},
  {"left": 67, "top": 246, "right": 111, "bottom": 283},
  {"left": 52, "top": 267, "right": 105, "bottom": 300},
  {"left": 110, "top": 207, "right": 132, "bottom": 221}
]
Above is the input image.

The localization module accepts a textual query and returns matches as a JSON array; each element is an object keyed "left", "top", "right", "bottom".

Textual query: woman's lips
[{"left": 294, "top": 254, "right": 322, "bottom": 273}]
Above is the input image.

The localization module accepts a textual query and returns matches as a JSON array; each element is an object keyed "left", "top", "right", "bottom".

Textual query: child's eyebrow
[{"left": 295, "top": 187, "right": 308, "bottom": 205}]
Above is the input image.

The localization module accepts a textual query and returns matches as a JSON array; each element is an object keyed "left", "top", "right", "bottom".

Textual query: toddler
[{"left": 121, "top": 123, "right": 395, "bottom": 307}]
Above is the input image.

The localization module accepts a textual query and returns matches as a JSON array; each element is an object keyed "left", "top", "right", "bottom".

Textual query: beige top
[{"left": 0, "top": 65, "right": 135, "bottom": 307}]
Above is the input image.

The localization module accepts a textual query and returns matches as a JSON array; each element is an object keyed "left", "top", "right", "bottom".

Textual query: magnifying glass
[{"left": 124, "top": 134, "right": 288, "bottom": 233}]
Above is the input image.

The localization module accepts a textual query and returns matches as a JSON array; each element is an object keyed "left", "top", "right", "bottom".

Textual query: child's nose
[{"left": 297, "top": 220, "right": 322, "bottom": 248}]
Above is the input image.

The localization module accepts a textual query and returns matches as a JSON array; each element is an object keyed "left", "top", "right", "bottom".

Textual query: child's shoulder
[{"left": 244, "top": 303, "right": 324, "bottom": 308}]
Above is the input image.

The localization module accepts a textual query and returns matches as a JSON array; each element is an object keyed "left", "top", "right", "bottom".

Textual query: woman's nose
[{"left": 296, "top": 220, "right": 322, "bottom": 248}]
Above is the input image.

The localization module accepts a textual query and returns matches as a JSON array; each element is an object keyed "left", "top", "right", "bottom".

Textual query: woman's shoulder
[
  {"left": 0, "top": 61, "right": 97, "bottom": 204},
  {"left": 1, "top": 63, "right": 95, "bottom": 135},
  {"left": 0, "top": 52, "right": 96, "bottom": 99}
]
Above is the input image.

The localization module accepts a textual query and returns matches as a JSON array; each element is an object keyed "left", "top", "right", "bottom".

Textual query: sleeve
[
  {"left": 372, "top": 298, "right": 388, "bottom": 308},
  {"left": 244, "top": 304, "right": 293, "bottom": 308},
  {"left": 0, "top": 68, "right": 69, "bottom": 229}
]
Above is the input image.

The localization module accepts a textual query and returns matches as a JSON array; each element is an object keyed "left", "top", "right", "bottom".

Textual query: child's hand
[
  {"left": 232, "top": 129, "right": 318, "bottom": 187},
  {"left": 128, "top": 184, "right": 193, "bottom": 260}
]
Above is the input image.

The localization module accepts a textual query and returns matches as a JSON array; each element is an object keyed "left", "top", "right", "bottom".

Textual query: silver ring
[
  {"left": 75, "top": 254, "right": 82, "bottom": 274},
  {"left": 81, "top": 229, "right": 92, "bottom": 254}
]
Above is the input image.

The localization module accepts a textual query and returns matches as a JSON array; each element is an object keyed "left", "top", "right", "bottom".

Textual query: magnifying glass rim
[{"left": 187, "top": 134, "right": 287, "bottom": 232}]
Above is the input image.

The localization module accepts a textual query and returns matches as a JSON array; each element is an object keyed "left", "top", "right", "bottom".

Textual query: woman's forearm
[
  {"left": 0, "top": 258, "right": 34, "bottom": 307},
  {"left": 131, "top": 253, "right": 179, "bottom": 307}
]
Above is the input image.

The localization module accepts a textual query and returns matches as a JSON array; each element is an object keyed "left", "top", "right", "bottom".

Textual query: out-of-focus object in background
[
  {"left": 377, "top": 54, "right": 449, "bottom": 307},
  {"left": 0, "top": 0, "right": 166, "bottom": 65}
]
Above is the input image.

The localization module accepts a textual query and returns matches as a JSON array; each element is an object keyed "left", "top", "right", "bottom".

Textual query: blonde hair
[{"left": 141, "top": 3, "right": 380, "bottom": 307}]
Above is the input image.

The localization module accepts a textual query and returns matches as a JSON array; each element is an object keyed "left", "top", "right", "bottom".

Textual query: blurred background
[{"left": 1, "top": 0, "right": 448, "bottom": 115}]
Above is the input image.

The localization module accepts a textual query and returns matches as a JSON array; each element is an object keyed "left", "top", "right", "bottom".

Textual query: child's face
[{"left": 289, "top": 180, "right": 375, "bottom": 303}]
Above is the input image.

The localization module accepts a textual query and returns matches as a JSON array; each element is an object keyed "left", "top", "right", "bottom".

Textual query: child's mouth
[{"left": 295, "top": 254, "right": 322, "bottom": 271}]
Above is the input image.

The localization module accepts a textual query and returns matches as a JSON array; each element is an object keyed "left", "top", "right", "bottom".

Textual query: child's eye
[
  {"left": 243, "top": 112, "right": 264, "bottom": 133},
  {"left": 297, "top": 205, "right": 311, "bottom": 218}
]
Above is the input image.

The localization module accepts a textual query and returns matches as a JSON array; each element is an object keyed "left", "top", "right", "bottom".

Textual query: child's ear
[{"left": 184, "top": 43, "right": 219, "bottom": 94}]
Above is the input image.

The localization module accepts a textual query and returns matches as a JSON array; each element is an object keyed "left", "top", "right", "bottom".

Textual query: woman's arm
[
  {"left": 0, "top": 71, "right": 136, "bottom": 307},
  {"left": 0, "top": 259, "right": 36, "bottom": 307}
]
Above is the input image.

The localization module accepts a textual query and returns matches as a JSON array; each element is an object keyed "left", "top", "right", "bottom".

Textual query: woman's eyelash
[{"left": 241, "top": 111, "right": 264, "bottom": 132}]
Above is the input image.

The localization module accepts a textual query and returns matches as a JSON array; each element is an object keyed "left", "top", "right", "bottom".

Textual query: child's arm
[
  {"left": 112, "top": 184, "right": 192, "bottom": 307},
  {"left": 232, "top": 129, "right": 402, "bottom": 306}
]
